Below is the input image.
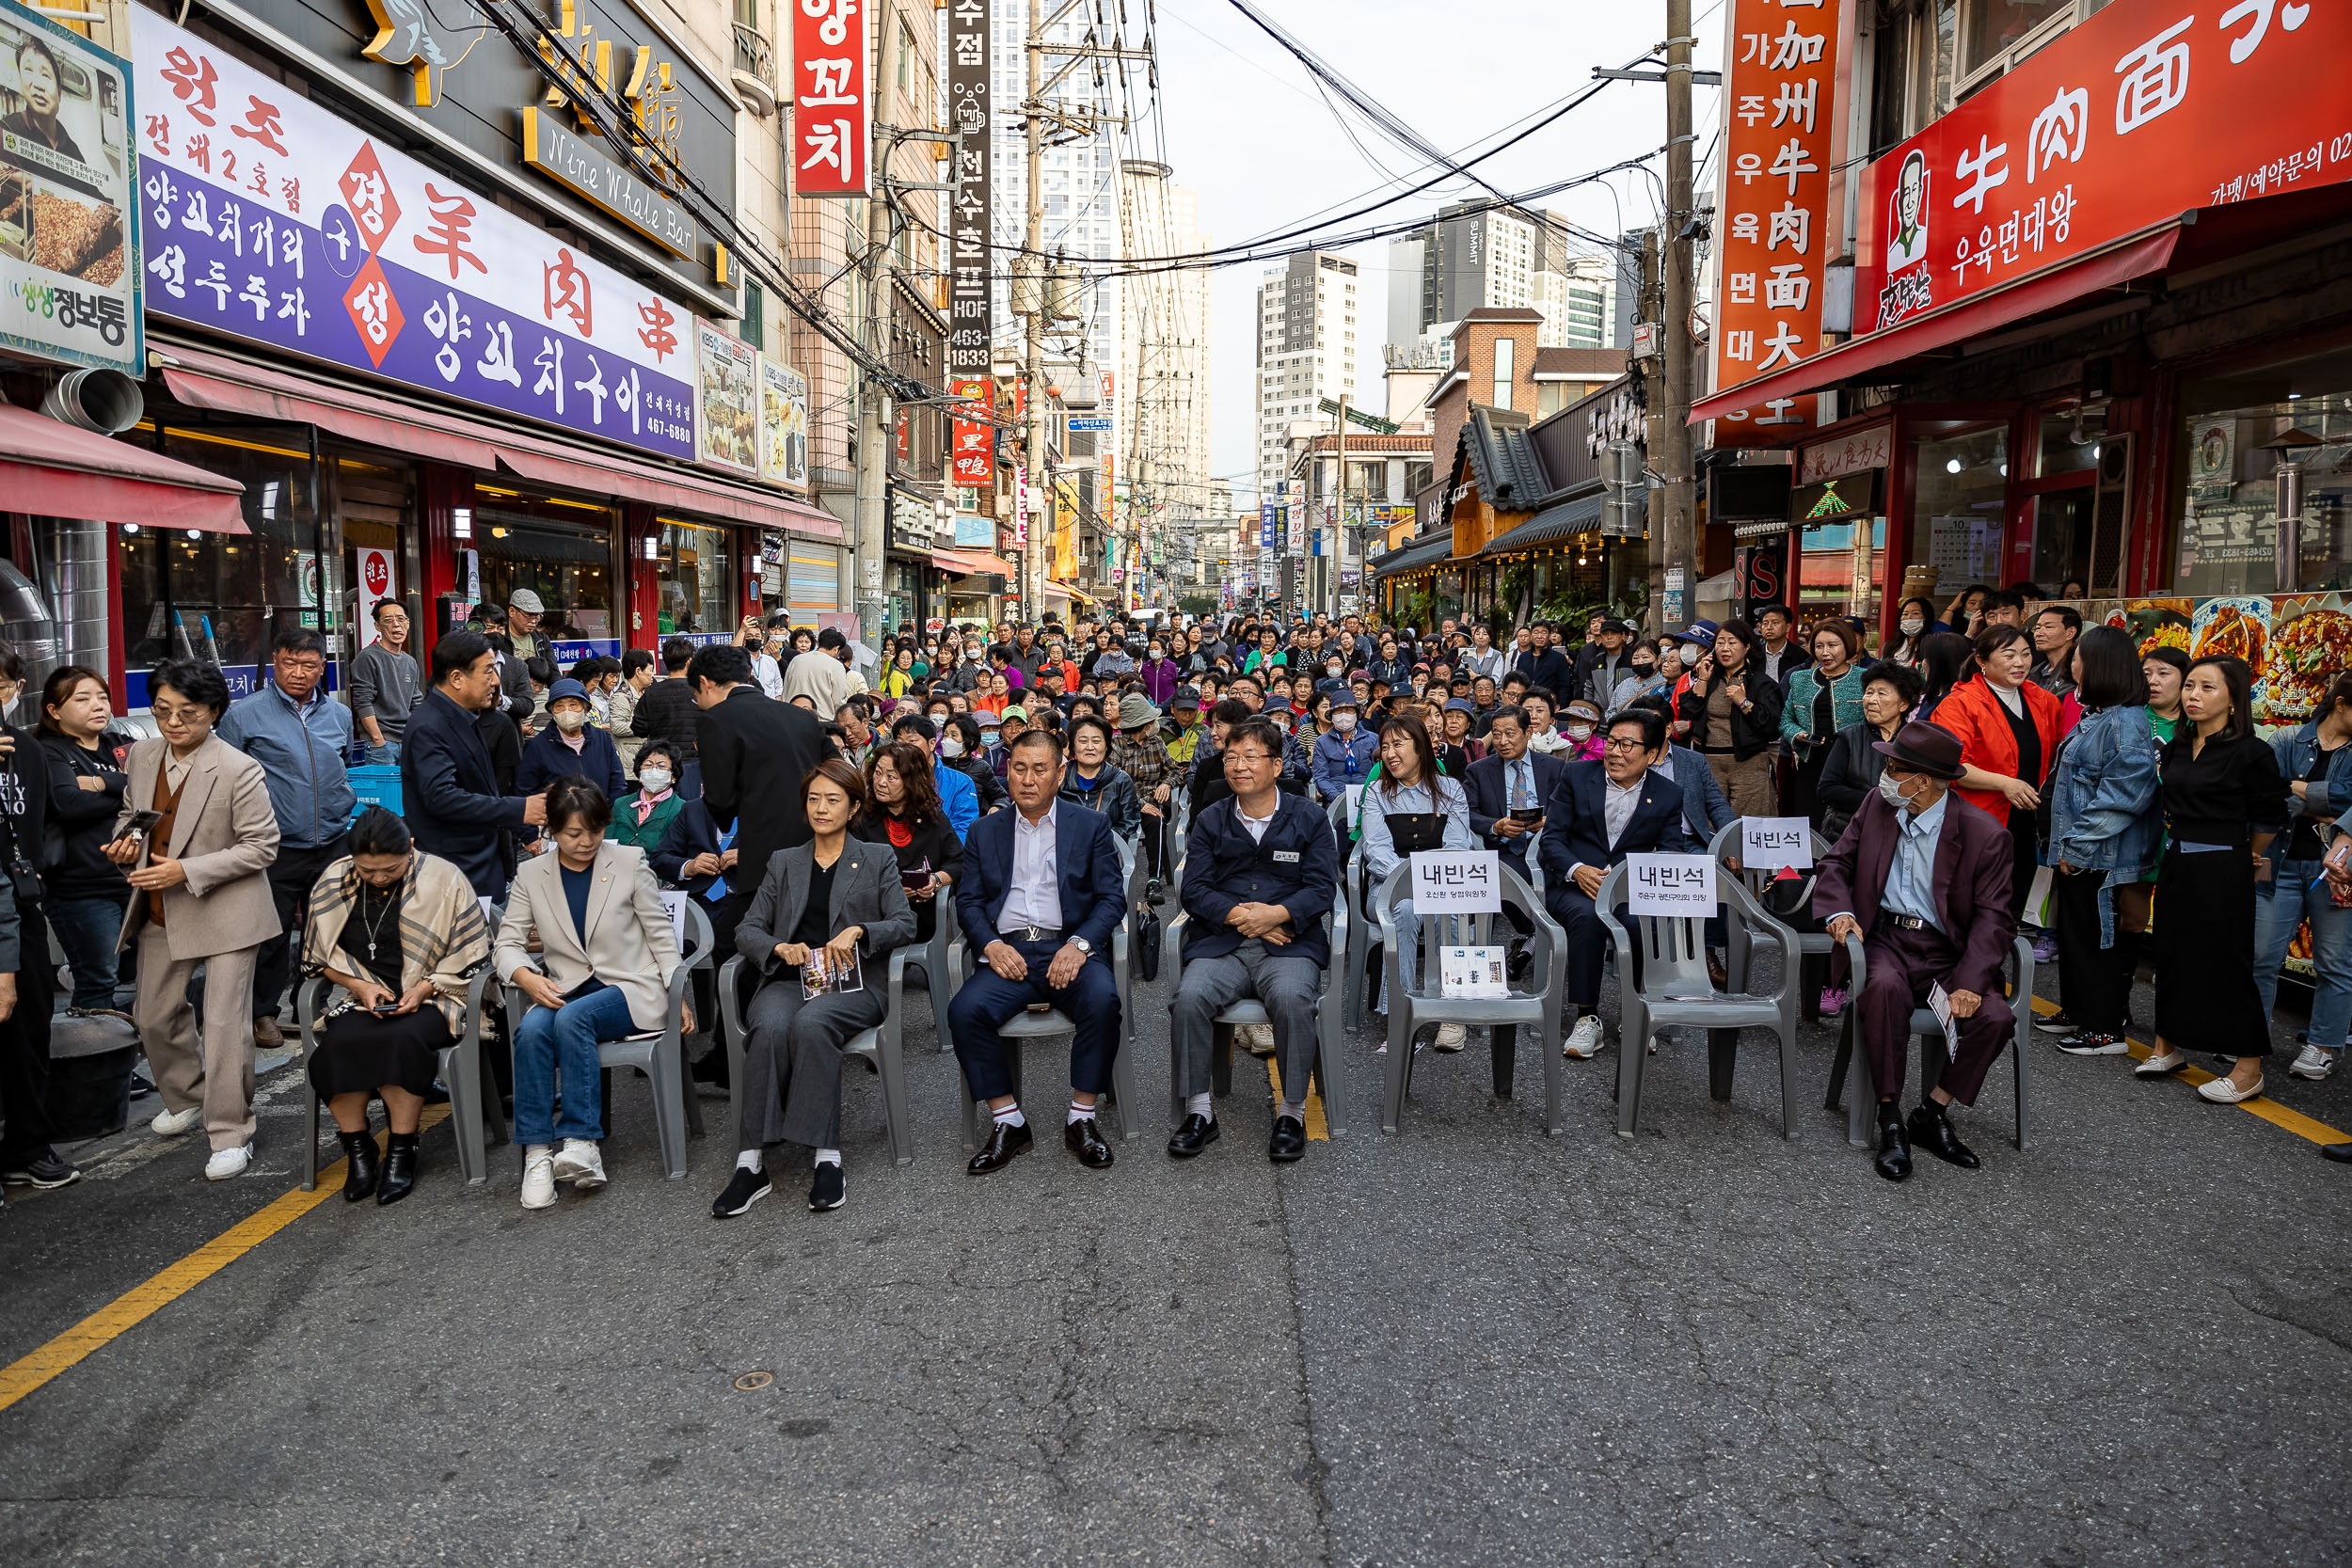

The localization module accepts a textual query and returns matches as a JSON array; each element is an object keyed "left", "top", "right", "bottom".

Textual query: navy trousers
[{"left": 948, "top": 938, "right": 1120, "bottom": 1101}]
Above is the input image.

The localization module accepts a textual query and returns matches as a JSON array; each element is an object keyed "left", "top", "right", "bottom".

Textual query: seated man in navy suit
[
  {"left": 1463, "top": 705, "right": 1565, "bottom": 887},
  {"left": 1168, "top": 718, "right": 1340, "bottom": 1165},
  {"left": 1537, "top": 706, "right": 1698, "bottom": 1060},
  {"left": 949, "top": 728, "right": 1129, "bottom": 1175}
]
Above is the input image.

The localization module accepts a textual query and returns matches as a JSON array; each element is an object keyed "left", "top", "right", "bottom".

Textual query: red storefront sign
[
  {"left": 791, "top": 0, "right": 867, "bottom": 198},
  {"left": 1709, "top": 0, "right": 1842, "bottom": 438},
  {"left": 1860, "top": 0, "right": 2352, "bottom": 333},
  {"left": 951, "top": 377, "right": 993, "bottom": 485}
]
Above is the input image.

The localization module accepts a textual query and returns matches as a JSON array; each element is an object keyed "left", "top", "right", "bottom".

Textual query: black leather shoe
[
  {"left": 966, "top": 1118, "right": 1034, "bottom": 1175},
  {"left": 2323, "top": 1142, "right": 2352, "bottom": 1164},
  {"left": 339, "top": 1131, "right": 380, "bottom": 1202},
  {"left": 1873, "top": 1105, "right": 1912, "bottom": 1182},
  {"left": 374, "top": 1132, "right": 419, "bottom": 1206},
  {"left": 689, "top": 1049, "right": 731, "bottom": 1089},
  {"left": 1064, "top": 1116, "right": 1115, "bottom": 1169},
  {"left": 1907, "top": 1102, "right": 1980, "bottom": 1169},
  {"left": 1268, "top": 1115, "right": 1308, "bottom": 1163},
  {"left": 1167, "top": 1113, "right": 1219, "bottom": 1159}
]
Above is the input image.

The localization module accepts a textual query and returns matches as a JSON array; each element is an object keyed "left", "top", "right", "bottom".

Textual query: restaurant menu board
[
  {"left": 0, "top": 0, "right": 138, "bottom": 372},
  {"left": 131, "top": 8, "right": 696, "bottom": 459},
  {"left": 757, "top": 353, "right": 807, "bottom": 490},
  {"left": 695, "top": 318, "right": 755, "bottom": 474}
]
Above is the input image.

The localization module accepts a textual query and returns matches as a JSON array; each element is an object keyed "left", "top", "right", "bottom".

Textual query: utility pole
[
  {"left": 1331, "top": 395, "right": 1345, "bottom": 624},
  {"left": 1020, "top": 0, "right": 1047, "bottom": 624},
  {"left": 1640, "top": 228, "right": 1666, "bottom": 629},
  {"left": 853, "top": 8, "right": 902, "bottom": 645},
  {"left": 1657, "top": 0, "right": 1699, "bottom": 629}
]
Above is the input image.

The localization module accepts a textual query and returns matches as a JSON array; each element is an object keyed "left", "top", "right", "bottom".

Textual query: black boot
[
  {"left": 375, "top": 1132, "right": 420, "bottom": 1206},
  {"left": 339, "top": 1131, "right": 380, "bottom": 1202},
  {"left": 1873, "top": 1102, "right": 1912, "bottom": 1182}
]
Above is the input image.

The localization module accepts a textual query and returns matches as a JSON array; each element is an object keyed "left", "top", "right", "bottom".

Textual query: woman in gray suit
[
  {"left": 106, "top": 660, "right": 280, "bottom": 1181},
  {"left": 712, "top": 757, "right": 914, "bottom": 1218}
]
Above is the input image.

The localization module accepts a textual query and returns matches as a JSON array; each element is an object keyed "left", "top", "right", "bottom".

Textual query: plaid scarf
[{"left": 301, "top": 850, "right": 492, "bottom": 1030}]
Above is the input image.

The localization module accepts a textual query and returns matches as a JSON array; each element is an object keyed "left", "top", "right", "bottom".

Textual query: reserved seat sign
[
  {"left": 1741, "top": 817, "right": 1815, "bottom": 869},
  {"left": 1411, "top": 849, "right": 1503, "bottom": 913},
  {"left": 1628, "top": 854, "right": 1716, "bottom": 917}
]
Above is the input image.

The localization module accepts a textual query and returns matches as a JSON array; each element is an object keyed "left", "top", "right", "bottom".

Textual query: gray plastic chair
[
  {"left": 1332, "top": 794, "right": 1385, "bottom": 1033},
  {"left": 1373, "top": 862, "right": 1568, "bottom": 1135},
  {"left": 907, "top": 889, "right": 964, "bottom": 1053},
  {"left": 717, "top": 945, "right": 918, "bottom": 1165},
  {"left": 958, "top": 924, "right": 1139, "bottom": 1149},
  {"left": 1594, "top": 861, "right": 1806, "bottom": 1140},
  {"left": 295, "top": 965, "right": 507, "bottom": 1190},
  {"left": 500, "top": 899, "right": 711, "bottom": 1180},
  {"left": 1156, "top": 856, "right": 1353, "bottom": 1137},
  {"left": 1827, "top": 932, "right": 2033, "bottom": 1150},
  {"left": 1710, "top": 820, "right": 1841, "bottom": 1020}
]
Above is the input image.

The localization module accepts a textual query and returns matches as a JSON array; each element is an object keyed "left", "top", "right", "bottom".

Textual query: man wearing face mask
[
  {"left": 1310, "top": 691, "right": 1377, "bottom": 805},
  {"left": 1814, "top": 721, "right": 2018, "bottom": 1182},
  {"left": 516, "top": 678, "right": 628, "bottom": 800}
]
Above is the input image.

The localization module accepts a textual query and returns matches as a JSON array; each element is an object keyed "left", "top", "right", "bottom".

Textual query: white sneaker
[
  {"left": 1563, "top": 1015, "right": 1606, "bottom": 1059},
  {"left": 520, "top": 1147, "right": 557, "bottom": 1210},
  {"left": 1433, "top": 1022, "right": 1467, "bottom": 1053},
  {"left": 2288, "top": 1043, "right": 2339, "bottom": 1081},
  {"left": 203, "top": 1142, "right": 253, "bottom": 1180},
  {"left": 552, "top": 1137, "right": 607, "bottom": 1190},
  {"left": 151, "top": 1104, "right": 203, "bottom": 1137}
]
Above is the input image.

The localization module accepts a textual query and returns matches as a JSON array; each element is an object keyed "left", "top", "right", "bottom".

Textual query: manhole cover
[{"left": 733, "top": 1370, "right": 773, "bottom": 1392}]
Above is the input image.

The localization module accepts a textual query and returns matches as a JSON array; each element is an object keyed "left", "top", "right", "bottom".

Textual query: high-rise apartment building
[
  {"left": 1386, "top": 203, "right": 1621, "bottom": 355},
  {"left": 1254, "top": 251, "right": 1359, "bottom": 499}
]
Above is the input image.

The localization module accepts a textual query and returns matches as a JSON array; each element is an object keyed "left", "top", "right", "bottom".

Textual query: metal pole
[
  {"left": 1332, "top": 395, "right": 1345, "bottom": 624},
  {"left": 1659, "top": 0, "right": 1698, "bottom": 629},
  {"left": 1641, "top": 228, "right": 1667, "bottom": 631},
  {"left": 1023, "top": 0, "right": 1047, "bottom": 624},
  {"left": 853, "top": 4, "right": 900, "bottom": 645}
]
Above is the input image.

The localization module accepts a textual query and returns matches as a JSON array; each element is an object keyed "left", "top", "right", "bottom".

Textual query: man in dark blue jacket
[
  {"left": 1168, "top": 718, "right": 1339, "bottom": 1164},
  {"left": 1462, "top": 705, "right": 1565, "bottom": 886},
  {"left": 1537, "top": 706, "right": 1697, "bottom": 1060},
  {"left": 949, "top": 728, "right": 1128, "bottom": 1176},
  {"left": 401, "top": 630, "right": 546, "bottom": 901}
]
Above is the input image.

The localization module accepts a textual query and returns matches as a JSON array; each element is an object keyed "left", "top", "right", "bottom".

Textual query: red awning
[
  {"left": 155, "top": 341, "right": 844, "bottom": 539},
  {"left": 936, "top": 547, "right": 1013, "bottom": 577},
  {"left": 0, "top": 403, "right": 246, "bottom": 532},
  {"left": 1692, "top": 224, "right": 2185, "bottom": 424}
]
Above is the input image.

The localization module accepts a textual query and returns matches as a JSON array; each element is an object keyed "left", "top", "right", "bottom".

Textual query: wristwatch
[{"left": 1067, "top": 936, "right": 1094, "bottom": 956}]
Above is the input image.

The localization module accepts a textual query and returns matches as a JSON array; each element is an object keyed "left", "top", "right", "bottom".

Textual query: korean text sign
[
  {"left": 945, "top": 0, "right": 989, "bottom": 374},
  {"left": 1627, "top": 854, "right": 1717, "bottom": 918},
  {"left": 0, "top": 0, "right": 140, "bottom": 373},
  {"left": 792, "top": 0, "right": 868, "bottom": 197},
  {"left": 1860, "top": 0, "right": 2352, "bottom": 334},
  {"left": 1711, "top": 0, "right": 1838, "bottom": 437},
  {"left": 1741, "top": 816, "right": 1815, "bottom": 869},
  {"left": 951, "top": 377, "right": 993, "bottom": 486},
  {"left": 131, "top": 8, "right": 695, "bottom": 460},
  {"left": 1411, "top": 849, "right": 1503, "bottom": 913}
]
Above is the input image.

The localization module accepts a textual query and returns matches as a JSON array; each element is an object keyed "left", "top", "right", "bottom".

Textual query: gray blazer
[{"left": 735, "top": 836, "right": 916, "bottom": 981}]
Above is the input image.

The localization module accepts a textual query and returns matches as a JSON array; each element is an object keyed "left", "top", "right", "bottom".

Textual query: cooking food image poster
[
  {"left": 2188, "top": 595, "right": 2272, "bottom": 687},
  {"left": 2261, "top": 594, "right": 2352, "bottom": 727},
  {"left": 0, "top": 0, "right": 138, "bottom": 372}
]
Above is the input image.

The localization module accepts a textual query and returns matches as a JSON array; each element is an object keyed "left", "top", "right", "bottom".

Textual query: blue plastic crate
[{"left": 349, "top": 764, "right": 404, "bottom": 818}]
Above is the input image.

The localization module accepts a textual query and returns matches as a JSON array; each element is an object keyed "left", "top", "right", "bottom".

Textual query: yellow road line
[
  {"left": 0, "top": 1111, "right": 448, "bottom": 1414},
  {"left": 2026, "top": 996, "right": 2347, "bottom": 1146},
  {"left": 1263, "top": 1055, "right": 1330, "bottom": 1140}
]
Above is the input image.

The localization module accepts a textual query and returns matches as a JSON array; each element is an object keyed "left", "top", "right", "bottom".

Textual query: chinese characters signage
[
  {"left": 950, "top": 377, "right": 992, "bottom": 486},
  {"left": 695, "top": 318, "right": 755, "bottom": 474},
  {"left": 946, "top": 0, "right": 990, "bottom": 376},
  {"left": 133, "top": 9, "right": 694, "bottom": 459},
  {"left": 792, "top": 0, "right": 868, "bottom": 198},
  {"left": 1711, "top": 0, "right": 1838, "bottom": 436},
  {"left": 0, "top": 0, "right": 139, "bottom": 372},
  {"left": 1861, "top": 0, "right": 2352, "bottom": 333}
]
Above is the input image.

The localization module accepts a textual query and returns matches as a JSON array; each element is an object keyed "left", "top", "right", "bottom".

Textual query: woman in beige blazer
[
  {"left": 494, "top": 776, "right": 685, "bottom": 1210},
  {"left": 105, "top": 660, "right": 281, "bottom": 1181}
]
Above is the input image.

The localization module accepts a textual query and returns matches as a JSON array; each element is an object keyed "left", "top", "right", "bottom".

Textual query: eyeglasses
[{"left": 1602, "top": 737, "right": 1649, "bottom": 752}]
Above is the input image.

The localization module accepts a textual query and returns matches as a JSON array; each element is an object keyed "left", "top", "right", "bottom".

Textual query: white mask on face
[
  {"left": 1899, "top": 616, "right": 1927, "bottom": 636},
  {"left": 1679, "top": 644, "right": 1703, "bottom": 668},
  {"left": 1334, "top": 710, "right": 1358, "bottom": 732},
  {"left": 941, "top": 736, "right": 965, "bottom": 757},
  {"left": 552, "top": 708, "right": 587, "bottom": 734},
  {"left": 1877, "top": 771, "right": 1915, "bottom": 811},
  {"left": 1566, "top": 724, "right": 1594, "bottom": 741},
  {"left": 638, "top": 768, "right": 674, "bottom": 795}
]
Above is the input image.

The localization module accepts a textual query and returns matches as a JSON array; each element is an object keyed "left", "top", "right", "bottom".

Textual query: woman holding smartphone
[
  {"left": 713, "top": 760, "right": 914, "bottom": 1218},
  {"left": 855, "top": 741, "right": 961, "bottom": 945}
]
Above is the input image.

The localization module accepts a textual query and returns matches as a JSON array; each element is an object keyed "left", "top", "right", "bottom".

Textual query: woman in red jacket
[{"left": 1932, "top": 624, "right": 2065, "bottom": 921}]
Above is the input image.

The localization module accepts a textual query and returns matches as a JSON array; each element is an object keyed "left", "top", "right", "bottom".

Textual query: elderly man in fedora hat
[
  {"left": 1111, "top": 691, "right": 1180, "bottom": 898},
  {"left": 1813, "top": 721, "right": 2020, "bottom": 1182}
]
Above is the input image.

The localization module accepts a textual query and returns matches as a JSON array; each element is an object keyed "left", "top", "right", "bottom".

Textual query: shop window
[
  {"left": 1910, "top": 422, "right": 2010, "bottom": 597},
  {"left": 2037, "top": 404, "right": 2101, "bottom": 478},
  {"left": 653, "top": 516, "right": 736, "bottom": 636},
  {"left": 2173, "top": 347, "right": 2352, "bottom": 597},
  {"left": 471, "top": 491, "right": 618, "bottom": 647}
]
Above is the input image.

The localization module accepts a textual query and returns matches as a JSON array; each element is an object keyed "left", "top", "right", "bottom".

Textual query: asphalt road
[{"left": 4, "top": 957, "right": 2348, "bottom": 1568}]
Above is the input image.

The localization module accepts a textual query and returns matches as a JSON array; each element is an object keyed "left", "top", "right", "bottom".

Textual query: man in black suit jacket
[
  {"left": 402, "top": 630, "right": 546, "bottom": 901},
  {"left": 691, "top": 642, "right": 830, "bottom": 941},
  {"left": 1537, "top": 706, "right": 1698, "bottom": 1058},
  {"left": 1463, "top": 705, "right": 1565, "bottom": 886},
  {"left": 630, "top": 636, "right": 703, "bottom": 767},
  {"left": 949, "top": 729, "right": 1129, "bottom": 1176},
  {"left": 1168, "top": 718, "right": 1340, "bottom": 1164}
]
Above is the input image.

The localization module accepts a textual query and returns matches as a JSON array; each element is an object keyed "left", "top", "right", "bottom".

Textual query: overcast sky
[{"left": 1143, "top": 0, "right": 1725, "bottom": 509}]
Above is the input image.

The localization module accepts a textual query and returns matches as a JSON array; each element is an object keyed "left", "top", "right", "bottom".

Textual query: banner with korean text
[
  {"left": 1858, "top": 0, "right": 2352, "bottom": 334},
  {"left": 1710, "top": 0, "right": 1839, "bottom": 438},
  {"left": 946, "top": 0, "right": 990, "bottom": 383},
  {"left": 791, "top": 0, "right": 868, "bottom": 198},
  {"left": 130, "top": 8, "right": 695, "bottom": 460}
]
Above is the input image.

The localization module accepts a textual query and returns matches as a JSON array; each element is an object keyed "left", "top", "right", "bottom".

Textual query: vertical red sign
[
  {"left": 951, "top": 378, "right": 993, "bottom": 486},
  {"left": 792, "top": 0, "right": 867, "bottom": 198},
  {"left": 1710, "top": 0, "right": 1838, "bottom": 438}
]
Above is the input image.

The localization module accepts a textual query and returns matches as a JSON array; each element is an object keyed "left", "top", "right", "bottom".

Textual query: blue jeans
[
  {"left": 49, "top": 892, "right": 131, "bottom": 1011},
  {"left": 360, "top": 739, "right": 400, "bottom": 767},
  {"left": 511, "top": 983, "right": 639, "bottom": 1144},
  {"left": 2255, "top": 860, "right": 2352, "bottom": 1053}
]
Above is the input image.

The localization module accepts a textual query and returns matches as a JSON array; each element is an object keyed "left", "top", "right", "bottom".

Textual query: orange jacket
[{"left": 1932, "top": 673, "right": 2064, "bottom": 825}]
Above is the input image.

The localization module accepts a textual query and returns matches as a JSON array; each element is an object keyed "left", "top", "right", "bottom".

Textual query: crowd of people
[{"left": 1, "top": 583, "right": 2344, "bottom": 1212}]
